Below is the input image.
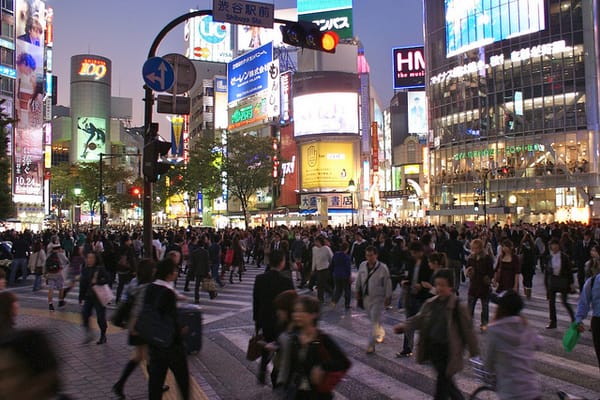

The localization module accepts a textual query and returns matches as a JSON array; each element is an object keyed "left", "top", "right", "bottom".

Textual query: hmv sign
[{"left": 393, "top": 46, "right": 426, "bottom": 90}]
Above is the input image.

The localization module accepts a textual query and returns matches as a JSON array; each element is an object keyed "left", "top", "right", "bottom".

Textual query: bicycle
[{"left": 468, "top": 357, "right": 498, "bottom": 400}]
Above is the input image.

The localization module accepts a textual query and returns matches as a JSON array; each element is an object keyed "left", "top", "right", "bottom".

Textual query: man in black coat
[
  {"left": 252, "top": 249, "right": 294, "bottom": 385},
  {"left": 189, "top": 240, "right": 213, "bottom": 302}
]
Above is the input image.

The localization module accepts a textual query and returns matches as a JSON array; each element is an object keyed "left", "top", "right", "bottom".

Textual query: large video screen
[
  {"left": 77, "top": 117, "right": 107, "bottom": 161},
  {"left": 445, "top": 0, "right": 545, "bottom": 57},
  {"left": 294, "top": 92, "right": 358, "bottom": 137}
]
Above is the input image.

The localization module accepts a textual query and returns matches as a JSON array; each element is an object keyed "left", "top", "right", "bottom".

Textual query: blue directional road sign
[{"left": 143, "top": 57, "right": 175, "bottom": 92}]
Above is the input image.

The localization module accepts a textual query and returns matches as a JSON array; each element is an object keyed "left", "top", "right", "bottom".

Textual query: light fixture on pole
[{"left": 348, "top": 179, "right": 356, "bottom": 226}]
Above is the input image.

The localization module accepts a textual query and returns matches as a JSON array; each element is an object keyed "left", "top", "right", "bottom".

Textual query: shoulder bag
[
  {"left": 91, "top": 271, "right": 114, "bottom": 307},
  {"left": 357, "top": 263, "right": 380, "bottom": 309},
  {"left": 134, "top": 287, "right": 175, "bottom": 349},
  {"left": 315, "top": 333, "right": 351, "bottom": 393}
]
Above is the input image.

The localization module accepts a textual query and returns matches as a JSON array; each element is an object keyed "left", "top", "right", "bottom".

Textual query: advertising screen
[
  {"left": 407, "top": 91, "right": 428, "bottom": 134},
  {"left": 76, "top": 117, "right": 107, "bottom": 161},
  {"left": 14, "top": 0, "right": 45, "bottom": 201},
  {"left": 301, "top": 141, "right": 355, "bottom": 190},
  {"left": 184, "top": 14, "right": 233, "bottom": 63},
  {"left": 294, "top": 92, "right": 358, "bottom": 137},
  {"left": 445, "top": 0, "right": 545, "bottom": 57},
  {"left": 214, "top": 76, "right": 228, "bottom": 130},
  {"left": 237, "top": 24, "right": 283, "bottom": 53}
]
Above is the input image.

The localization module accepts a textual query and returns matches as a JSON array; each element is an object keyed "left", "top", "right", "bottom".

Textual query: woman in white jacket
[{"left": 485, "top": 290, "right": 542, "bottom": 400}]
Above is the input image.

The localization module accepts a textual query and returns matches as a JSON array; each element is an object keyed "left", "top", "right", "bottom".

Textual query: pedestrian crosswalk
[
  {"left": 196, "top": 273, "right": 600, "bottom": 400},
  {"left": 8, "top": 268, "right": 600, "bottom": 399}
]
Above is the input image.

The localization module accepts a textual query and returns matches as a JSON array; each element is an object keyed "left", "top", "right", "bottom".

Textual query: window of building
[
  {"left": 1, "top": 77, "right": 14, "bottom": 95},
  {"left": 1, "top": 0, "right": 14, "bottom": 13},
  {"left": 1, "top": 21, "right": 14, "bottom": 38},
  {"left": 1, "top": 47, "right": 14, "bottom": 67}
]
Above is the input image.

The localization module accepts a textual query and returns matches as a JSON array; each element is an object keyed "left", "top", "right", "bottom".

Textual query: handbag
[
  {"left": 315, "top": 334, "right": 351, "bottom": 393},
  {"left": 246, "top": 333, "right": 265, "bottom": 361},
  {"left": 134, "top": 289, "right": 175, "bottom": 349},
  {"left": 92, "top": 284, "right": 114, "bottom": 307},
  {"left": 111, "top": 297, "right": 134, "bottom": 328},
  {"left": 224, "top": 248, "right": 234, "bottom": 265},
  {"left": 201, "top": 278, "right": 217, "bottom": 292},
  {"left": 562, "top": 322, "right": 580, "bottom": 352}
]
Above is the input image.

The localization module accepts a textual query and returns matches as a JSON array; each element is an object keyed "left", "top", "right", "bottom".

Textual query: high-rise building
[{"left": 425, "top": 0, "right": 600, "bottom": 224}]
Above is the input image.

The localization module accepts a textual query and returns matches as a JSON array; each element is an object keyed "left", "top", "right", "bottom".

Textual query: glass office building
[{"left": 424, "top": 0, "right": 600, "bottom": 224}]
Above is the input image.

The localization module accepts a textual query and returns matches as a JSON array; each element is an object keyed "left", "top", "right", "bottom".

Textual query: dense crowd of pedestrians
[{"left": 0, "top": 220, "right": 599, "bottom": 399}]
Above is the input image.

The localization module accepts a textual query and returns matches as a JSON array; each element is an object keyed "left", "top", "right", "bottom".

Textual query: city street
[{"left": 6, "top": 265, "right": 600, "bottom": 400}]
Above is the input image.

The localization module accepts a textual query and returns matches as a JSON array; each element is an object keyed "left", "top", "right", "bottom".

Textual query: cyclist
[{"left": 485, "top": 290, "right": 542, "bottom": 400}]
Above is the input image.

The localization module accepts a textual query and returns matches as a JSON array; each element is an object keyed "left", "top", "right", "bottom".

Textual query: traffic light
[
  {"left": 130, "top": 186, "right": 141, "bottom": 196},
  {"left": 280, "top": 21, "right": 339, "bottom": 53},
  {"left": 497, "top": 167, "right": 509, "bottom": 176},
  {"left": 143, "top": 123, "right": 172, "bottom": 183},
  {"left": 474, "top": 201, "right": 480, "bottom": 212}
]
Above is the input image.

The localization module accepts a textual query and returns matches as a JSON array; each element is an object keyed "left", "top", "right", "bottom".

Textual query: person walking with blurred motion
[
  {"left": 485, "top": 290, "right": 542, "bottom": 400},
  {"left": 231, "top": 234, "right": 246, "bottom": 283},
  {"left": 394, "top": 269, "right": 478, "bottom": 400},
  {"left": 112, "top": 259, "right": 160, "bottom": 399},
  {"left": 191, "top": 236, "right": 215, "bottom": 302},
  {"left": 575, "top": 269, "right": 600, "bottom": 371},
  {"left": 493, "top": 239, "right": 521, "bottom": 293},
  {"left": 0, "top": 329, "right": 74, "bottom": 400},
  {"left": 45, "top": 244, "right": 67, "bottom": 311},
  {"left": 312, "top": 236, "right": 333, "bottom": 303},
  {"left": 116, "top": 234, "right": 137, "bottom": 304},
  {"left": 8, "top": 232, "right": 29, "bottom": 287},
  {"left": 208, "top": 234, "right": 224, "bottom": 288},
  {"left": 63, "top": 244, "right": 84, "bottom": 298},
  {"left": 0, "top": 291, "right": 18, "bottom": 337},
  {"left": 28, "top": 240, "right": 46, "bottom": 292},
  {"left": 253, "top": 249, "right": 295, "bottom": 385},
  {"left": 355, "top": 245, "right": 392, "bottom": 354},
  {"left": 465, "top": 239, "right": 495, "bottom": 332},
  {"left": 145, "top": 259, "right": 190, "bottom": 400},
  {"left": 544, "top": 239, "right": 575, "bottom": 329},
  {"left": 282, "top": 295, "right": 351, "bottom": 399},
  {"left": 79, "top": 251, "right": 110, "bottom": 344},
  {"left": 0, "top": 269, "right": 6, "bottom": 291},
  {"left": 519, "top": 233, "right": 537, "bottom": 299},
  {"left": 331, "top": 242, "right": 352, "bottom": 310}
]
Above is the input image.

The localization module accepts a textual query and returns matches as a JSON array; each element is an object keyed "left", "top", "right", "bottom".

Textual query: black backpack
[{"left": 45, "top": 252, "right": 61, "bottom": 273}]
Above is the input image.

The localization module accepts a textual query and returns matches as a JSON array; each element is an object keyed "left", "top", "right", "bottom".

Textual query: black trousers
[
  {"left": 148, "top": 344, "right": 189, "bottom": 400},
  {"left": 430, "top": 343, "right": 464, "bottom": 400},
  {"left": 592, "top": 316, "right": 600, "bottom": 371},
  {"left": 332, "top": 277, "right": 351, "bottom": 307},
  {"left": 548, "top": 290, "right": 574, "bottom": 323},
  {"left": 81, "top": 298, "right": 107, "bottom": 334}
]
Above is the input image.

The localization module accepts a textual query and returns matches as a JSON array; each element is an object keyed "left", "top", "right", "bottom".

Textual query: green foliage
[
  {"left": 0, "top": 99, "right": 14, "bottom": 219},
  {"left": 221, "top": 133, "right": 274, "bottom": 228}
]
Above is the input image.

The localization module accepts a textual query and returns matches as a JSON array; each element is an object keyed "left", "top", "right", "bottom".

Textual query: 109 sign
[{"left": 79, "top": 59, "right": 108, "bottom": 81}]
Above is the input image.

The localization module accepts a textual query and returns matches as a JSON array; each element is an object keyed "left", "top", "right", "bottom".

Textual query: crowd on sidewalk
[{"left": 0, "top": 220, "right": 599, "bottom": 399}]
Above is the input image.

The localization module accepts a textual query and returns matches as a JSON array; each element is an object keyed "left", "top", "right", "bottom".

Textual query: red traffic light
[{"left": 131, "top": 187, "right": 141, "bottom": 196}]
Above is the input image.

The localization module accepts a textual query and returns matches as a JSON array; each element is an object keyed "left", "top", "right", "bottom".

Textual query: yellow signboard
[{"left": 301, "top": 142, "right": 355, "bottom": 189}]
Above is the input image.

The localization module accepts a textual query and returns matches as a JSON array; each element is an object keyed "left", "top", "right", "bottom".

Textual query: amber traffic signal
[{"left": 280, "top": 21, "right": 339, "bottom": 53}]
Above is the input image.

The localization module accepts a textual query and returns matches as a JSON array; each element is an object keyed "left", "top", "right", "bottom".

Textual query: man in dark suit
[
  {"left": 544, "top": 239, "right": 575, "bottom": 329},
  {"left": 146, "top": 259, "right": 189, "bottom": 400},
  {"left": 574, "top": 230, "right": 597, "bottom": 291},
  {"left": 190, "top": 239, "right": 213, "bottom": 302},
  {"left": 252, "top": 249, "right": 294, "bottom": 385},
  {"left": 398, "top": 241, "right": 434, "bottom": 357}
]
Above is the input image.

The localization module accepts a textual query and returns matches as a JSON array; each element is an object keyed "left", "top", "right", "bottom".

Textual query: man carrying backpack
[
  {"left": 575, "top": 271, "right": 600, "bottom": 371},
  {"left": 45, "top": 244, "right": 68, "bottom": 311}
]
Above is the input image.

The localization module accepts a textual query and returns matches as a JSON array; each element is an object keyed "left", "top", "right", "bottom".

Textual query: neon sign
[{"left": 79, "top": 59, "right": 108, "bottom": 80}]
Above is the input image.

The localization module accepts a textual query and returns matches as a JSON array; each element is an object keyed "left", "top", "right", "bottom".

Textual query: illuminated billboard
[
  {"left": 298, "top": 0, "right": 353, "bottom": 40},
  {"left": 301, "top": 141, "right": 355, "bottom": 189},
  {"left": 407, "top": 91, "right": 428, "bottom": 134},
  {"left": 445, "top": 0, "right": 545, "bottom": 57},
  {"left": 14, "top": 0, "right": 45, "bottom": 202},
  {"left": 184, "top": 14, "right": 233, "bottom": 63},
  {"left": 237, "top": 25, "right": 283, "bottom": 53},
  {"left": 214, "top": 76, "right": 228, "bottom": 130},
  {"left": 294, "top": 92, "right": 358, "bottom": 137},
  {"left": 393, "top": 46, "right": 425, "bottom": 89},
  {"left": 77, "top": 117, "right": 107, "bottom": 161},
  {"left": 227, "top": 42, "right": 273, "bottom": 104}
]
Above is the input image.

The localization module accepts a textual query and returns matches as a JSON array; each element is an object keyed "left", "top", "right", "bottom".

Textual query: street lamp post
[
  {"left": 348, "top": 179, "right": 356, "bottom": 226},
  {"left": 73, "top": 180, "right": 82, "bottom": 229},
  {"left": 482, "top": 169, "right": 493, "bottom": 227}
]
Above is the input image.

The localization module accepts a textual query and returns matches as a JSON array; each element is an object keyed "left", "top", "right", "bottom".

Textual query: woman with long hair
[
  {"left": 494, "top": 239, "right": 521, "bottom": 293},
  {"left": 585, "top": 244, "right": 600, "bottom": 280},
  {"left": 230, "top": 234, "right": 245, "bottom": 283},
  {"left": 79, "top": 251, "right": 110, "bottom": 345}
]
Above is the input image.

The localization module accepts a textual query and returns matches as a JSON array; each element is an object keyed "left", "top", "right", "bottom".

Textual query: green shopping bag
[{"left": 562, "top": 322, "right": 580, "bottom": 352}]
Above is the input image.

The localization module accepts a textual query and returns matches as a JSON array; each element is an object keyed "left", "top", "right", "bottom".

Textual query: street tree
[
  {"left": 221, "top": 133, "right": 274, "bottom": 229},
  {"left": 0, "top": 99, "right": 14, "bottom": 219}
]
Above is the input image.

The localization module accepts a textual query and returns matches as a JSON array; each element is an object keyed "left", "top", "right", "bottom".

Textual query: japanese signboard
[
  {"left": 300, "top": 141, "right": 355, "bottom": 190},
  {"left": 227, "top": 42, "right": 273, "bottom": 104},
  {"left": 213, "top": 0, "right": 274, "bottom": 29}
]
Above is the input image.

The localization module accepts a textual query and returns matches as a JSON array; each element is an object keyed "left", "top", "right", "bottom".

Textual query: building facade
[{"left": 425, "top": 0, "right": 600, "bottom": 224}]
